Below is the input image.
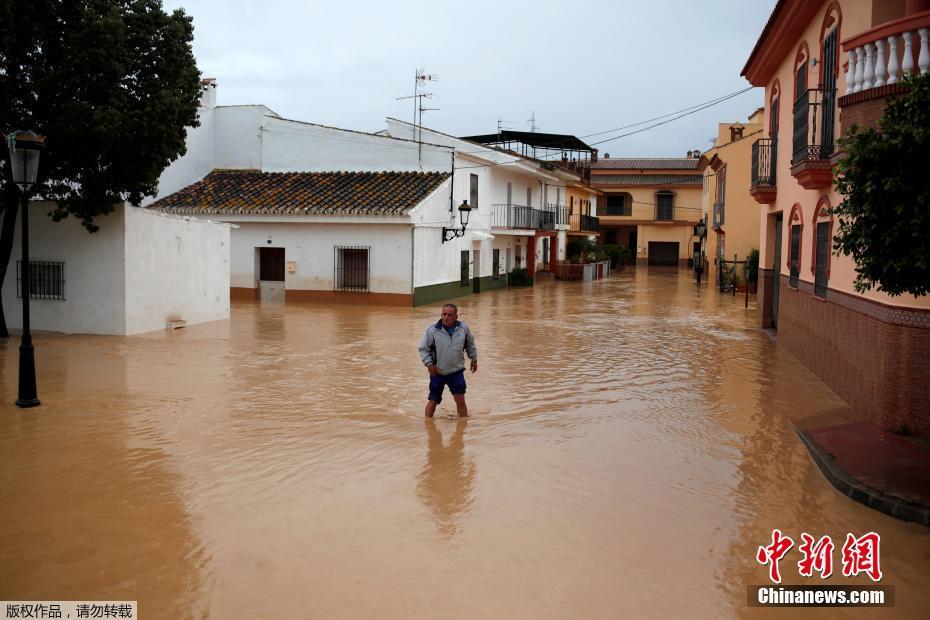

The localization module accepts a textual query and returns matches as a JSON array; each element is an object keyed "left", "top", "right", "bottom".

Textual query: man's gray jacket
[{"left": 418, "top": 320, "right": 478, "bottom": 375}]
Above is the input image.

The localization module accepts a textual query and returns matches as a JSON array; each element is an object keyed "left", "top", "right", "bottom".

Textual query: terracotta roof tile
[
  {"left": 593, "top": 158, "right": 701, "bottom": 170},
  {"left": 591, "top": 174, "right": 703, "bottom": 187},
  {"left": 149, "top": 169, "right": 450, "bottom": 216}
]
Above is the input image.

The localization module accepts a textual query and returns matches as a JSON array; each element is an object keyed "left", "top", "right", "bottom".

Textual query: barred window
[
  {"left": 17, "top": 261, "right": 65, "bottom": 300},
  {"left": 656, "top": 192, "right": 674, "bottom": 221},
  {"left": 814, "top": 221, "right": 830, "bottom": 297},
  {"left": 334, "top": 246, "right": 369, "bottom": 292},
  {"left": 460, "top": 250, "right": 470, "bottom": 286}
]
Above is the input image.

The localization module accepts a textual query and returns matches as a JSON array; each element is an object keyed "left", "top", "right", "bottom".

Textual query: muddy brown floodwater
[{"left": 2, "top": 268, "right": 929, "bottom": 619}]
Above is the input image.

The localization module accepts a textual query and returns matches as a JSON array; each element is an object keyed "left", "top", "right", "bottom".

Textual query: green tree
[
  {"left": 831, "top": 73, "right": 930, "bottom": 297},
  {"left": 0, "top": 0, "right": 201, "bottom": 336}
]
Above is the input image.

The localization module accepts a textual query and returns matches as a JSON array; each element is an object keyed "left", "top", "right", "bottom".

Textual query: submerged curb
[{"left": 791, "top": 422, "right": 930, "bottom": 528}]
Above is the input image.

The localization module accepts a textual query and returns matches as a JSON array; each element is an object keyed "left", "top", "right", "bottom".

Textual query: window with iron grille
[
  {"left": 789, "top": 225, "right": 801, "bottom": 288},
  {"left": 814, "top": 221, "right": 830, "bottom": 297},
  {"left": 334, "top": 246, "right": 369, "bottom": 292},
  {"left": 656, "top": 192, "right": 674, "bottom": 221},
  {"left": 493, "top": 249, "right": 500, "bottom": 280},
  {"left": 470, "top": 174, "right": 479, "bottom": 210},
  {"left": 460, "top": 250, "right": 470, "bottom": 286},
  {"left": 17, "top": 261, "right": 65, "bottom": 300}
]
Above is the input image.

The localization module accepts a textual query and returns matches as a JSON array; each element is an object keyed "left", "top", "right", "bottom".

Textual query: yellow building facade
[
  {"left": 701, "top": 110, "right": 765, "bottom": 283},
  {"left": 591, "top": 157, "right": 704, "bottom": 266}
]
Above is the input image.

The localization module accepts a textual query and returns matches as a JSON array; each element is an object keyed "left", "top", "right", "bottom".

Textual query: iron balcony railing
[
  {"left": 751, "top": 138, "right": 777, "bottom": 188},
  {"left": 712, "top": 203, "right": 725, "bottom": 229},
  {"left": 568, "top": 213, "right": 600, "bottom": 233},
  {"left": 544, "top": 203, "right": 568, "bottom": 226},
  {"left": 492, "top": 204, "right": 537, "bottom": 229},
  {"left": 537, "top": 206, "right": 556, "bottom": 231},
  {"left": 792, "top": 88, "right": 836, "bottom": 164}
]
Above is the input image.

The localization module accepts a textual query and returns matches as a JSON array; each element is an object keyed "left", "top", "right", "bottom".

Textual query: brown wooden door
[{"left": 260, "top": 247, "right": 285, "bottom": 281}]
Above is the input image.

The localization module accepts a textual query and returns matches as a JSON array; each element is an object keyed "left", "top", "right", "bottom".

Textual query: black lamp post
[
  {"left": 694, "top": 218, "right": 707, "bottom": 285},
  {"left": 7, "top": 130, "right": 45, "bottom": 408},
  {"left": 441, "top": 199, "right": 472, "bottom": 243}
]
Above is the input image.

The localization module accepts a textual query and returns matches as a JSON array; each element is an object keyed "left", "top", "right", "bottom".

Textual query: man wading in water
[{"left": 418, "top": 303, "right": 478, "bottom": 417}]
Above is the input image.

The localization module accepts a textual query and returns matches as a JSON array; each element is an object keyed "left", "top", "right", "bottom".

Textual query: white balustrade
[
  {"left": 887, "top": 36, "right": 900, "bottom": 84},
  {"left": 846, "top": 50, "right": 856, "bottom": 95},
  {"left": 920, "top": 28, "right": 929, "bottom": 74},
  {"left": 854, "top": 47, "right": 865, "bottom": 92},
  {"left": 845, "top": 50, "right": 856, "bottom": 94},
  {"left": 874, "top": 39, "right": 886, "bottom": 86},
  {"left": 902, "top": 31, "right": 915, "bottom": 74},
  {"left": 845, "top": 26, "right": 930, "bottom": 94}
]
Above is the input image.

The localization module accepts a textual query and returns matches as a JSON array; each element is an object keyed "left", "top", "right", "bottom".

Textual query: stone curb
[{"left": 791, "top": 421, "right": 930, "bottom": 528}]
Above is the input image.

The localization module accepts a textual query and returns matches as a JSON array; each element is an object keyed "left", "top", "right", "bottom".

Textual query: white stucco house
[
  {"left": 148, "top": 80, "right": 574, "bottom": 305},
  {"left": 383, "top": 119, "right": 602, "bottom": 279},
  {"left": 0, "top": 202, "right": 231, "bottom": 335}
]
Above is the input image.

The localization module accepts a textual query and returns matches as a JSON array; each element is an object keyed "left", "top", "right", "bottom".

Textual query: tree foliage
[
  {"left": 0, "top": 0, "right": 201, "bottom": 335},
  {"left": 832, "top": 73, "right": 930, "bottom": 297}
]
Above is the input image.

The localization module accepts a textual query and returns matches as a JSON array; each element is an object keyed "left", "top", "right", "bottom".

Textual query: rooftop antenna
[
  {"left": 395, "top": 68, "right": 438, "bottom": 164},
  {"left": 526, "top": 111, "right": 539, "bottom": 158},
  {"left": 527, "top": 111, "right": 538, "bottom": 133}
]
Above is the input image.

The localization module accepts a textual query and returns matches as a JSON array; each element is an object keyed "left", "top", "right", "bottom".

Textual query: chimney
[
  {"left": 730, "top": 124, "right": 745, "bottom": 142},
  {"left": 200, "top": 77, "right": 217, "bottom": 108}
]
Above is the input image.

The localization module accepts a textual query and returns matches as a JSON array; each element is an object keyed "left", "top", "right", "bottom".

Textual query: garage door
[{"left": 648, "top": 242, "right": 679, "bottom": 266}]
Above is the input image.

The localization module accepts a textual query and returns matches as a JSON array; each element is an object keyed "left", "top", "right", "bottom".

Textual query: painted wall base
[{"left": 773, "top": 275, "right": 930, "bottom": 438}]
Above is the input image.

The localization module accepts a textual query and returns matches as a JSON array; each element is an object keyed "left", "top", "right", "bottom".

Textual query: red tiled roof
[
  {"left": 149, "top": 169, "right": 450, "bottom": 216},
  {"left": 592, "top": 158, "right": 702, "bottom": 170},
  {"left": 592, "top": 174, "right": 703, "bottom": 187}
]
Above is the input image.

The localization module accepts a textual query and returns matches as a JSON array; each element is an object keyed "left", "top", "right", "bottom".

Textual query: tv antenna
[{"left": 396, "top": 68, "right": 438, "bottom": 163}]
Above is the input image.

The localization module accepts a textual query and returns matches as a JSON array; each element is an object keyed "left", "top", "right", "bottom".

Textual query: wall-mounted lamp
[{"left": 442, "top": 199, "right": 472, "bottom": 243}]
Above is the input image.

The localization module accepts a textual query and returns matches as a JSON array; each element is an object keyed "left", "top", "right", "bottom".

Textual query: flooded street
[{"left": 2, "top": 268, "right": 928, "bottom": 619}]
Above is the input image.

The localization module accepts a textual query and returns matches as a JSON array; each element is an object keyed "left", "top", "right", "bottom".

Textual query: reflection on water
[
  {"left": 417, "top": 418, "right": 475, "bottom": 537},
  {"left": 1, "top": 268, "right": 929, "bottom": 618}
]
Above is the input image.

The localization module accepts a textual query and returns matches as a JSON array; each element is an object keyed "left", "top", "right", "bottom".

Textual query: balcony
[
  {"left": 712, "top": 203, "right": 725, "bottom": 230},
  {"left": 543, "top": 203, "right": 568, "bottom": 230},
  {"left": 750, "top": 138, "right": 777, "bottom": 204},
  {"left": 492, "top": 204, "right": 565, "bottom": 231},
  {"left": 568, "top": 213, "right": 600, "bottom": 233},
  {"left": 491, "top": 204, "right": 536, "bottom": 229},
  {"left": 791, "top": 88, "right": 836, "bottom": 189},
  {"left": 839, "top": 11, "right": 930, "bottom": 133}
]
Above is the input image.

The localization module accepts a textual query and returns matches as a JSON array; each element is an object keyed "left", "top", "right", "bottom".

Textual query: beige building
[
  {"left": 591, "top": 156, "right": 704, "bottom": 266},
  {"left": 701, "top": 110, "right": 765, "bottom": 283}
]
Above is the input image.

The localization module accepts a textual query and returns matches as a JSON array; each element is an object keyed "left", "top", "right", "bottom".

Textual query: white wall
[
  {"left": 1, "top": 201, "right": 127, "bottom": 334},
  {"left": 215, "top": 105, "right": 272, "bottom": 171},
  {"left": 1, "top": 203, "right": 231, "bottom": 335},
  {"left": 153, "top": 99, "right": 216, "bottom": 203},
  {"left": 228, "top": 221, "right": 413, "bottom": 294},
  {"left": 123, "top": 207, "right": 231, "bottom": 334},
  {"left": 261, "top": 117, "right": 453, "bottom": 173}
]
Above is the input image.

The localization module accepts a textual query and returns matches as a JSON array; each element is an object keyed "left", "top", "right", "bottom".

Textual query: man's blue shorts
[{"left": 428, "top": 369, "right": 466, "bottom": 403}]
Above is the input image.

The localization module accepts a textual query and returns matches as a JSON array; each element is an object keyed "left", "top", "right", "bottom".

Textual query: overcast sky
[{"left": 161, "top": 0, "right": 774, "bottom": 157}]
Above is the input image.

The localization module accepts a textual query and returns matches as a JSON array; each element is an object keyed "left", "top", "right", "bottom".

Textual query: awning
[{"left": 471, "top": 230, "right": 495, "bottom": 240}]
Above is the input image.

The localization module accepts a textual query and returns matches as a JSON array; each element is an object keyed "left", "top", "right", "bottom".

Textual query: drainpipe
[
  {"left": 449, "top": 151, "right": 455, "bottom": 215},
  {"left": 411, "top": 225, "right": 416, "bottom": 302}
]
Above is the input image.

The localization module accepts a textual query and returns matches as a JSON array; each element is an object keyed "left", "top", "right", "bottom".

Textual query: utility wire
[
  {"left": 580, "top": 87, "right": 754, "bottom": 139},
  {"left": 588, "top": 89, "right": 755, "bottom": 146}
]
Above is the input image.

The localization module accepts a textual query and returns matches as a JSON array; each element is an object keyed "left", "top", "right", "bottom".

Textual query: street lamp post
[
  {"left": 7, "top": 130, "right": 45, "bottom": 408},
  {"left": 694, "top": 218, "right": 707, "bottom": 285}
]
